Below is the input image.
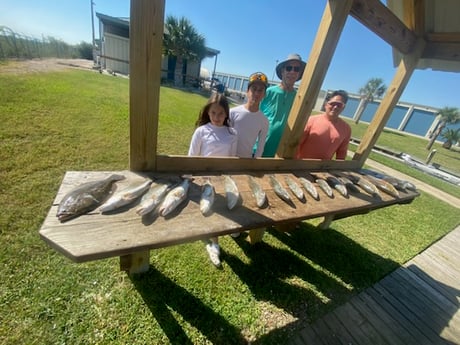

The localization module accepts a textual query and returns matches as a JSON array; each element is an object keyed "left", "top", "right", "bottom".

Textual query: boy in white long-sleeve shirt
[{"left": 229, "top": 72, "right": 269, "bottom": 158}]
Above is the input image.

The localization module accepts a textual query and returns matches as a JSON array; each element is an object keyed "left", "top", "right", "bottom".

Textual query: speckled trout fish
[
  {"left": 315, "top": 178, "right": 334, "bottom": 198},
  {"left": 248, "top": 175, "right": 266, "bottom": 208},
  {"left": 99, "top": 178, "right": 152, "bottom": 213},
  {"left": 56, "top": 174, "right": 125, "bottom": 222},
  {"left": 269, "top": 174, "right": 291, "bottom": 202},
  {"left": 158, "top": 178, "right": 190, "bottom": 217},
  {"left": 200, "top": 180, "right": 215, "bottom": 215},
  {"left": 136, "top": 180, "right": 172, "bottom": 216},
  {"left": 285, "top": 175, "right": 304, "bottom": 201},
  {"left": 298, "top": 177, "right": 319, "bottom": 200},
  {"left": 362, "top": 174, "right": 399, "bottom": 198},
  {"left": 326, "top": 175, "right": 348, "bottom": 198},
  {"left": 224, "top": 175, "right": 240, "bottom": 210}
]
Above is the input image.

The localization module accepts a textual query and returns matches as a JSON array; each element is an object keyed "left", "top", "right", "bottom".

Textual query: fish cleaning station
[{"left": 39, "top": 0, "right": 460, "bottom": 274}]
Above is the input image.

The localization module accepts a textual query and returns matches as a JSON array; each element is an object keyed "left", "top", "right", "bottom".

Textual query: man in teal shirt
[{"left": 261, "top": 53, "right": 306, "bottom": 157}]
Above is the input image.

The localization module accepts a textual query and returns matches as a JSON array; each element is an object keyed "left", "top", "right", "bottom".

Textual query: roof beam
[{"left": 350, "top": 0, "right": 418, "bottom": 54}]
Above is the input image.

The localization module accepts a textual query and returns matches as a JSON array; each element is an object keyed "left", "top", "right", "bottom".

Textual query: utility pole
[{"left": 90, "top": 0, "right": 96, "bottom": 64}]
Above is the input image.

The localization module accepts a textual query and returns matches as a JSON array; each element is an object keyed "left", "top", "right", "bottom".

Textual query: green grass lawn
[{"left": 1, "top": 67, "right": 459, "bottom": 345}]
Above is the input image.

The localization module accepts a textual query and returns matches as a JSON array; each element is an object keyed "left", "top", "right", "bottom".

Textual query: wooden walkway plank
[
  {"left": 332, "top": 303, "right": 388, "bottom": 345},
  {"left": 411, "top": 252, "right": 459, "bottom": 289},
  {"left": 321, "top": 311, "right": 357, "bottom": 345},
  {"left": 406, "top": 263, "right": 460, "bottom": 308},
  {"left": 394, "top": 268, "right": 460, "bottom": 325},
  {"left": 400, "top": 266, "right": 459, "bottom": 315},
  {"left": 376, "top": 275, "right": 446, "bottom": 344},
  {"left": 365, "top": 286, "right": 434, "bottom": 344},
  {"left": 386, "top": 270, "right": 452, "bottom": 333},
  {"left": 357, "top": 291, "right": 416, "bottom": 344},
  {"left": 311, "top": 317, "right": 343, "bottom": 345}
]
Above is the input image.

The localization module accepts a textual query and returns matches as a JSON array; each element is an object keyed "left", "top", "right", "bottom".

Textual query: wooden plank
[
  {"left": 365, "top": 286, "right": 433, "bottom": 344},
  {"left": 39, "top": 170, "right": 418, "bottom": 263},
  {"left": 392, "top": 269, "right": 460, "bottom": 340},
  {"left": 155, "top": 155, "right": 360, "bottom": 173},
  {"left": 129, "top": 0, "right": 164, "bottom": 171},
  {"left": 352, "top": 37, "right": 426, "bottom": 166},
  {"left": 357, "top": 291, "right": 415, "bottom": 344},
  {"left": 406, "top": 263, "right": 460, "bottom": 307},
  {"left": 397, "top": 267, "right": 459, "bottom": 318},
  {"left": 413, "top": 251, "right": 460, "bottom": 288},
  {"left": 375, "top": 276, "right": 445, "bottom": 344},
  {"left": 332, "top": 302, "right": 389, "bottom": 345},
  {"left": 321, "top": 310, "right": 357, "bottom": 345},
  {"left": 277, "top": 0, "right": 353, "bottom": 159},
  {"left": 297, "top": 324, "right": 324, "bottom": 345},
  {"left": 311, "top": 317, "right": 343, "bottom": 345},
  {"left": 385, "top": 271, "right": 450, "bottom": 332},
  {"left": 350, "top": 0, "right": 417, "bottom": 54}
]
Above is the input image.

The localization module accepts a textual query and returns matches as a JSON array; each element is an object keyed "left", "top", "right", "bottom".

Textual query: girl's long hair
[{"left": 195, "top": 93, "right": 230, "bottom": 127}]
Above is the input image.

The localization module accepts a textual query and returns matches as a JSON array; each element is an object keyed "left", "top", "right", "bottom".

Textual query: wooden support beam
[
  {"left": 277, "top": 0, "right": 353, "bottom": 159},
  {"left": 350, "top": 0, "right": 417, "bottom": 55},
  {"left": 154, "top": 155, "right": 360, "bottom": 173},
  {"left": 352, "top": 38, "right": 426, "bottom": 166},
  {"left": 129, "top": 0, "right": 165, "bottom": 171}
]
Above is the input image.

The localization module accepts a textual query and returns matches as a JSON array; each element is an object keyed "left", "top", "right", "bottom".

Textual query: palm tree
[
  {"left": 426, "top": 106, "right": 460, "bottom": 150},
  {"left": 353, "top": 78, "right": 387, "bottom": 124},
  {"left": 441, "top": 128, "right": 460, "bottom": 149},
  {"left": 163, "top": 16, "right": 207, "bottom": 85}
]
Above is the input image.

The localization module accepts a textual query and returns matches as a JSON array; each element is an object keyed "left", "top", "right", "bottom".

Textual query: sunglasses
[
  {"left": 249, "top": 72, "right": 268, "bottom": 84},
  {"left": 327, "top": 101, "right": 345, "bottom": 108},
  {"left": 285, "top": 65, "right": 301, "bottom": 72}
]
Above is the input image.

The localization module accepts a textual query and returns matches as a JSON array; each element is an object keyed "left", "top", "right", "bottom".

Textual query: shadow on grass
[
  {"left": 129, "top": 222, "right": 400, "bottom": 345},
  {"left": 130, "top": 266, "right": 247, "bottom": 345}
]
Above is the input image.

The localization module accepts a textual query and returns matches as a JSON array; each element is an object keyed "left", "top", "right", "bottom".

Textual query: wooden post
[
  {"left": 124, "top": 0, "right": 165, "bottom": 273},
  {"left": 129, "top": 0, "right": 165, "bottom": 171},
  {"left": 352, "top": 38, "right": 426, "bottom": 167},
  {"left": 277, "top": 0, "right": 353, "bottom": 159}
]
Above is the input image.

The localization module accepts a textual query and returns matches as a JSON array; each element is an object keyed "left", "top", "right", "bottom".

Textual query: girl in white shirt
[
  {"left": 188, "top": 93, "right": 237, "bottom": 157},
  {"left": 188, "top": 93, "right": 237, "bottom": 267}
]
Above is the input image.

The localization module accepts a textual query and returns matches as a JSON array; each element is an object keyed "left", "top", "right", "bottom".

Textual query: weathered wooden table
[{"left": 39, "top": 170, "right": 419, "bottom": 273}]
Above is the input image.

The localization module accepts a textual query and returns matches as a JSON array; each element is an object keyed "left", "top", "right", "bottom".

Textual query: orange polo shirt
[{"left": 296, "top": 114, "right": 351, "bottom": 160}]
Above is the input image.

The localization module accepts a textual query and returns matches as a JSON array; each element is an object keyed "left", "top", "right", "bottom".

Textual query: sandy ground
[{"left": 0, "top": 58, "right": 96, "bottom": 74}]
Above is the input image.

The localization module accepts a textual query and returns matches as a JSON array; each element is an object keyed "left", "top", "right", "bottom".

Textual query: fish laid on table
[
  {"left": 200, "top": 179, "right": 215, "bottom": 215},
  {"left": 382, "top": 176, "right": 417, "bottom": 192},
  {"left": 224, "top": 175, "right": 240, "bottom": 210},
  {"left": 315, "top": 178, "right": 334, "bottom": 198},
  {"left": 326, "top": 175, "right": 348, "bottom": 198},
  {"left": 336, "top": 176, "right": 361, "bottom": 194},
  {"left": 248, "top": 175, "right": 267, "bottom": 208},
  {"left": 56, "top": 174, "right": 125, "bottom": 222},
  {"left": 99, "top": 178, "right": 152, "bottom": 213},
  {"left": 362, "top": 174, "right": 399, "bottom": 198},
  {"left": 298, "top": 177, "right": 319, "bottom": 200},
  {"left": 158, "top": 178, "right": 190, "bottom": 217},
  {"left": 285, "top": 175, "right": 304, "bottom": 200},
  {"left": 269, "top": 174, "right": 291, "bottom": 202},
  {"left": 347, "top": 172, "right": 380, "bottom": 197},
  {"left": 136, "top": 180, "right": 172, "bottom": 216}
]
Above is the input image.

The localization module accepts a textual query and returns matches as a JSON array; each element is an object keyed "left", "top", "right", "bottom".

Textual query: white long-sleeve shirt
[
  {"left": 229, "top": 104, "right": 269, "bottom": 158},
  {"left": 188, "top": 123, "right": 238, "bottom": 157}
]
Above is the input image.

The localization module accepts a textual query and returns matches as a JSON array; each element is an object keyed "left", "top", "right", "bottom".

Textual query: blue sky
[{"left": 1, "top": 0, "right": 458, "bottom": 109}]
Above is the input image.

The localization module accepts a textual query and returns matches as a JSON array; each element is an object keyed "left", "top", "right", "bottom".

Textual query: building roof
[{"left": 95, "top": 12, "right": 219, "bottom": 58}]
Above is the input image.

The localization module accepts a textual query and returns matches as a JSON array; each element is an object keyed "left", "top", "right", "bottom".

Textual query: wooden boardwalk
[{"left": 288, "top": 225, "right": 460, "bottom": 345}]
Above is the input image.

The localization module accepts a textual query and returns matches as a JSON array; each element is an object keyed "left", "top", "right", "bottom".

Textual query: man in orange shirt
[{"left": 296, "top": 90, "right": 351, "bottom": 160}]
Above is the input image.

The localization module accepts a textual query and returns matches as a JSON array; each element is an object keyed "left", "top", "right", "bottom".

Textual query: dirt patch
[{"left": 0, "top": 58, "right": 96, "bottom": 75}]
